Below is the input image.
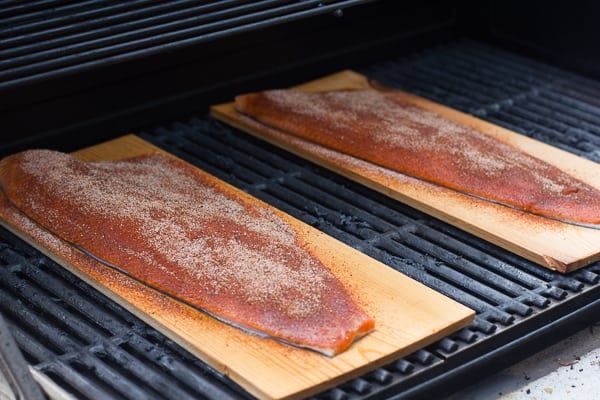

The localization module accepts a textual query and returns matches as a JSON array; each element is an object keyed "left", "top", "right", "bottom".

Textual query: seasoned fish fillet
[
  {"left": 0, "top": 150, "right": 374, "bottom": 356},
  {"left": 235, "top": 89, "right": 600, "bottom": 227}
]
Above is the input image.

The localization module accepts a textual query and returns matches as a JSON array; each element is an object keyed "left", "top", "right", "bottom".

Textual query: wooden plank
[
  {"left": 0, "top": 134, "right": 474, "bottom": 400},
  {"left": 211, "top": 70, "right": 600, "bottom": 273}
]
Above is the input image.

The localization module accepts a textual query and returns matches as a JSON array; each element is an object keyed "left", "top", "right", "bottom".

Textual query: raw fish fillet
[
  {"left": 0, "top": 150, "right": 374, "bottom": 356},
  {"left": 235, "top": 89, "right": 600, "bottom": 227}
]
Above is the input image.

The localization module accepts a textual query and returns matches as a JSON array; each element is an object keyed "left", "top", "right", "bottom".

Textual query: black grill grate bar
[
  {"left": 171, "top": 140, "right": 293, "bottom": 190},
  {"left": 482, "top": 112, "right": 598, "bottom": 162},
  {"left": 0, "top": 261, "right": 141, "bottom": 342},
  {"left": 552, "top": 83, "right": 600, "bottom": 109},
  {"left": 0, "top": 0, "right": 79, "bottom": 20},
  {"left": 406, "top": 250, "right": 531, "bottom": 318},
  {"left": 1, "top": 0, "right": 274, "bottom": 63},
  {"left": 371, "top": 49, "right": 546, "bottom": 113},
  {"left": 162, "top": 146, "right": 264, "bottom": 187},
  {"left": 497, "top": 104, "right": 593, "bottom": 140},
  {"left": 42, "top": 359, "right": 121, "bottom": 400},
  {"left": 0, "top": 287, "right": 81, "bottom": 357},
  {"left": 468, "top": 316, "right": 497, "bottom": 335},
  {"left": 252, "top": 187, "right": 324, "bottom": 227},
  {"left": 380, "top": 63, "right": 499, "bottom": 111},
  {"left": 543, "top": 88, "right": 600, "bottom": 122},
  {"left": 16, "top": 261, "right": 133, "bottom": 336},
  {"left": 451, "top": 44, "right": 600, "bottom": 116},
  {"left": 78, "top": 350, "right": 165, "bottom": 400},
  {"left": 0, "top": 0, "right": 199, "bottom": 36},
  {"left": 572, "top": 267, "right": 600, "bottom": 284},
  {"left": 449, "top": 55, "right": 551, "bottom": 96},
  {"left": 88, "top": 340, "right": 201, "bottom": 400},
  {"left": 416, "top": 60, "right": 548, "bottom": 116},
  {"left": 0, "top": 270, "right": 99, "bottom": 352},
  {"left": 365, "top": 243, "right": 515, "bottom": 326},
  {"left": 416, "top": 223, "right": 579, "bottom": 302},
  {"left": 434, "top": 47, "right": 547, "bottom": 92},
  {"left": 409, "top": 59, "right": 537, "bottom": 108},
  {"left": 0, "top": 0, "right": 371, "bottom": 88},
  {"left": 552, "top": 276, "right": 586, "bottom": 292},
  {"left": 3, "top": 304, "right": 59, "bottom": 364},
  {"left": 486, "top": 111, "right": 599, "bottom": 160},
  {"left": 261, "top": 184, "right": 377, "bottom": 249},
  {"left": 485, "top": 113, "right": 600, "bottom": 165},
  {"left": 163, "top": 121, "right": 308, "bottom": 180},
  {"left": 295, "top": 168, "right": 428, "bottom": 230},
  {"left": 69, "top": 351, "right": 161, "bottom": 400},
  {"left": 118, "top": 335, "right": 249, "bottom": 400},
  {"left": 373, "top": 43, "right": 561, "bottom": 117},
  {"left": 483, "top": 89, "right": 600, "bottom": 139},
  {"left": 415, "top": 225, "right": 551, "bottom": 292},
  {"left": 195, "top": 119, "right": 309, "bottom": 174},
  {"left": 1, "top": 2, "right": 164, "bottom": 56},
  {"left": 523, "top": 95, "right": 600, "bottom": 138},
  {"left": 427, "top": 264, "right": 527, "bottom": 319},
  {"left": 539, "top": 98, "right": 600, "bottom": 146},
  {"left": 0, "top": 0, "right": 119, "bottom": 27},
  {"left": 187, "top": 129, "right": 299, "bottom": 182},
  {"left": 0, "top": 0, "right": 273, "bottom": 40},
  {"left": 462, "top": 41, "right": 600, "bottom": 93},
  {"left": 510, "top": 106, "right": 600, "bottom": 155},
  {"left": 454, "top": 42, "right": 568, "bottom": 86},
  {"left": 279, "top": 177, "right": 394, "bottom": 236},
  {"left": 409, "top": 237, "right": 547, "bottom": 310}
]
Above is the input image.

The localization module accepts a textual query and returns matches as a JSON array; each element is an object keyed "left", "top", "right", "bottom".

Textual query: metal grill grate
[
  {"left": 1, "top": 40, "right": 600, "bottom": 399},
  {"left": 0, "top": 0, "right": 372, "bottom": 89},
  {"left": 0, "top": 234, "right": 253, "bottom": 399}
]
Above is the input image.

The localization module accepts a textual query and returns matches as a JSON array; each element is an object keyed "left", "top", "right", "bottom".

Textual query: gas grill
[{"left": 2, "top": 1, "right": 600, "bottom": 399}]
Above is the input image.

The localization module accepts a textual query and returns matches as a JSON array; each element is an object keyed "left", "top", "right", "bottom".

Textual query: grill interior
[
  {"left": 1, "top": 0, "right": 454, "bottom": 154},
  {"left": 0, "top": 0, "right": 372, "bottom": 90},
  {"left": 1, "top": 40, "right": 600, "bottom": 399}
]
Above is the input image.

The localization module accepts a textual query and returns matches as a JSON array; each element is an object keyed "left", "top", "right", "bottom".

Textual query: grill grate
[
  {"left": 0, "top": 235, "right": 252, "bottom": 399},
  {"left": 1, "top": 40, "right": 600, "bottom": 399},
  {"left": 0, "top": 0, "right": 372, "bottom": 89}
]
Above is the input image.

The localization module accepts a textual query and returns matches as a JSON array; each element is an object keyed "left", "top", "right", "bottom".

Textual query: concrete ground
[{"left": 445, "top": 324, "right": 600, "bottom": 400}]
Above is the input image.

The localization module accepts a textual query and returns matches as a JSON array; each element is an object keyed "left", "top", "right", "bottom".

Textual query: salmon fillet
[
  {"left": 0, "top": 150, "right": 374, "bottom": 356},
  {"left": 235, "top": 89, "right": 600, "bottom": 227}
]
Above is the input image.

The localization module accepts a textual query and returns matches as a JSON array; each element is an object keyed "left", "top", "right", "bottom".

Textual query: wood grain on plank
[
  {"left": 211, "top": 70, "right": 600, "bottom": 272},
  {"left": 0, "top": 134, "right": 474, "bottom": 400}
]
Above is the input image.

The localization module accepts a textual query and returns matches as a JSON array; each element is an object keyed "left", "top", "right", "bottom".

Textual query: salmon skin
[
  {"left": 0, "top": 150, "right": 374, "bottom": 356},
  {"left": 235, "top": 89, "right": 600, "bottom": 228}
]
